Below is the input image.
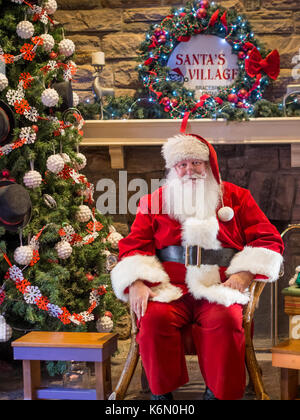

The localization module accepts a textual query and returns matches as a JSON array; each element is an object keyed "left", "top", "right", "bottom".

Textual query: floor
[{"left": 0, "top": 338, "right": 290, "bottom": 401}]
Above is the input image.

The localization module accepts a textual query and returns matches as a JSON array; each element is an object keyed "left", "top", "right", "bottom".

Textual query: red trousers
[{"left": 136, "top": 293, "right": 246, "bottom": 400}]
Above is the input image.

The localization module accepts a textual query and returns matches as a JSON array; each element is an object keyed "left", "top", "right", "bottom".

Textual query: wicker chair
[{"left": 111, "top": 280, "right": 271, "bottom": 400}]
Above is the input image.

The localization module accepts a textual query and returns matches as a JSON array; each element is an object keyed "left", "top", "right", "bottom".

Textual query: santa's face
[
  {"left": 163, "top": 159, "right": 220, "bottom": 222},
  {"left": 174, "top": 159, "right": 207, "bottom": 179}
]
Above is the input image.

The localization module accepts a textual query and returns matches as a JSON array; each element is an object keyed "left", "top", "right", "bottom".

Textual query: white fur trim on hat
[
  {"left": 226, "top": 246, "right": 283, "bottom": 282},
  {"left": 111, "top": 253, "right": 182, "bottom": 303},
  {"left": 162, "top": 134, "right": 210, "bottom": 169}
]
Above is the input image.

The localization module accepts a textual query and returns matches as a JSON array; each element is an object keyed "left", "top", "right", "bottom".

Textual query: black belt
[{"left": 156, "top": 245, "right": 237, "bottom": 267}]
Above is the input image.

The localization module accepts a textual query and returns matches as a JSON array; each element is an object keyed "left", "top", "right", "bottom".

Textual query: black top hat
[
  {"left": 0, "top": 180, "right": 32, "bottom": 232},
  {"left": 0, "top": 100, "right": 15, "bottom": 146}
]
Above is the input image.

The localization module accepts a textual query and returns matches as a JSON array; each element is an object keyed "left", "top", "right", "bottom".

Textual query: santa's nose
[{"left": 186, "top": 163, "right": 194, "bottom": 175}]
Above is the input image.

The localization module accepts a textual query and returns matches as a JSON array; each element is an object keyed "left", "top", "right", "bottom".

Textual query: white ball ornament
[
  {"left": 60, "top": 153, "right": 71, "bottom": 164},
  {"left": 23, "top": 170, "right": 42, "bottom": 189},
  {"left": 0, "top": 316, "right": 13, "bottom": 343},
  {"left": 40, "top": 33, "right": 55, "bottom": 52},
  {"left": 14, "top": 246, "right": 33, "bottom": 266},
  {"left": 55, "top": 241, "right": 73, "bottom": 260},
  {"left": 107, "top": 232, "right": 123, "bottom": 250},
  {"left": 46, "top": 154, "right": 65, "bottom": 174},
  {"left": 0, "top": 74, "right": 8, "bottom": 92},
  {"left": 59, "top": 39, "right": 75, "bottom": 57},
  {"left": 96, "top": 316, "right": 114, "bottom": 333},
  {"left": 44, "top": 0, "right": 57, "bottom": 14},
  {"left": 74, "top": 153, "right": 87, "bottom": 171},
  {"left": 41, "top": 88, "right": 59, "bottom": 107},
  {"left": 218, "top": 206, "right": 234, "bottom": 222},
  {"left": 76, "top": 205, "right": 92, "bottom": 223},
  {"left": 16, "top": 20, "right": 34, "bottom": 39}
]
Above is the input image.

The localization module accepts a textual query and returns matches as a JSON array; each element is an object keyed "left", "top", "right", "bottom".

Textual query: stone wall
[{"left": 55, "top": 0, "right": 300, "bottom": 103}]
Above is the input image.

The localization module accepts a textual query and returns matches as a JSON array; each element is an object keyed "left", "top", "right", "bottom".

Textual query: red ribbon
[
  {"left": 245, "top": 46, "right": 280, "bottom": 80},
  {"left": 209, "top": 10, "right": 219, "bottom": 27},
  {"left": 191, "top": 94, "right": 211, "bottom": 112},
  {"left": 220, "top": 11, "right": 227, "bottom": 32},
  {"left": 180, "top": 112, "right": 190, "bottom": 133}
]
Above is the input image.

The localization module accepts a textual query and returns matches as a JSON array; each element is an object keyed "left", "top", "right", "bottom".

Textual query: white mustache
[{"left": 181, "top": 173, "right": 207, "bottom": 181}]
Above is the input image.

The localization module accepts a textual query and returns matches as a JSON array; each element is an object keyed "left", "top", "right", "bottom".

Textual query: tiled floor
[{"left": 0, "top": 338, "right": 286, "bottom": 401}]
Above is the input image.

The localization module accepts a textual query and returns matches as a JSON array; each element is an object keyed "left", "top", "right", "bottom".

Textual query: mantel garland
[{"left": 137, "top": 0, "right": 280, "bottom": 120}]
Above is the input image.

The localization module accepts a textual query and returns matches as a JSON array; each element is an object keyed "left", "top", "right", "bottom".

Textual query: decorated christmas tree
[{"left": 0, "top": 0, "right": 126, "bottom": 348}]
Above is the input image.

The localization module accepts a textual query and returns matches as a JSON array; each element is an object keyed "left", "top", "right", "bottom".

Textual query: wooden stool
[
  {"left": 12, "top": 331, "right": 117, "bottom": 400},
  {"left": 272, "top": 339, "right": 300, "bottom": 400}
]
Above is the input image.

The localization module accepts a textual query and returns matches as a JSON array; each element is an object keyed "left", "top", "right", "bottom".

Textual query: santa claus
[{"left": 111, "top": 133, "right": 284, "bottom": 400}]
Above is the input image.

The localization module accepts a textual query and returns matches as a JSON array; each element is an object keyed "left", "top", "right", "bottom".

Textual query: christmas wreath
[{"left": 137, "top": 0, "right": 280, "bottom": 120}]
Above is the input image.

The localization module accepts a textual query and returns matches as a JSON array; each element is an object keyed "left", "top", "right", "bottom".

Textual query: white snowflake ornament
[
  {"left": 23, "top": 170, "right": 42, "bottom": 189},
  {"left": 44, "top": 0, "right": 57, "bottom": 14},
  {"left": 14, "top": 246, "right": 33, "bottom": 266},
  {"left": 16, "top": 20, "right": 34, "bottom": 39},
  {"left": 59, "top": 39, "right": 75, "bottom": 57},
  {"left": 0, "top": 316, "right": 12, "bottom": 343},
  {"left": 40, "top": 33, "right": 55, "bottom": 52},
  {"left": 0, "top": 73, "right": 8, "bottom": 92},
  {"left": 41, "top": 88, "right": 59, "bottom": 107},
  {"left": 46, "top": 154, "right": 65, "bottom": 174},
  {"left": 55, "top": 241, "right": 73, "bottom": 260},
  {"left": 76, "top": 205, "right": 92, "bottom": 223},
  {"left": 96, "top": 316, "right": 113, "bottom": 333}
]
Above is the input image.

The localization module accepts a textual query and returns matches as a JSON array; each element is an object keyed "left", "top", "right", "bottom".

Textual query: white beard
[{"left": 162, "top": 167, "right": 221, "bottom": 223}]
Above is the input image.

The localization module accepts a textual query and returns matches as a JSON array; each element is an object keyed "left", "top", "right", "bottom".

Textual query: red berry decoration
[
  {"left": 227, "top": 93, "right": 238, "bottom": 103},
  {"left": 196, "top": 8, "right": 207, "bottom": 19},
  {"left": 85, "top": 273, "right": 95, "bottom": 282},
  {"left": 49, "top": 51, "right": 58, "bottom": 59},
  {"left": 32, "top": 125, "right": 39, "bottom": 133}
]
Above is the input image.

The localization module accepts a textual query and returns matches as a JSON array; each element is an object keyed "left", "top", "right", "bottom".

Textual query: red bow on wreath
[{"left": 245, "top": 47, "right": 280, "bottom": 80}]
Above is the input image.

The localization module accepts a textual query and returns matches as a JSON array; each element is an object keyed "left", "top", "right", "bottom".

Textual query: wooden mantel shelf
[{"left": 81, "top": 118, "right": 300, "bottom": 168}]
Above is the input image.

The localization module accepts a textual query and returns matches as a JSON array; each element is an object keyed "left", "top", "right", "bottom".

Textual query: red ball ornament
[
  {"left": 32, "top": 125, "right": 39, "bottom": 133},
  {"left": 170, "top": 98, "right": 179, "bottom": 108},
  {"left": 1, "top": 169, "right": 10, "bottom": 179},
  {"left": 158, "top": 34, "right": 166, "bottom": 44},
  {"left": 227, "top": 93, "right": 238, "bottom": 103},
  {"left": 237, "top": 101, "right": 245, "bottom": 108},
  {"left": 200, "top": 0, "right": 210, "bottom": 8},
  {"left": 154, "top": 27, "right": 162, "bottom": 37},
  {"left": 238, "top": 51, "right": 246, "bottom": 60},
  {"left": 196, "top": 7, "right": 207, "bottom": 19},
  {"left": 161, "top": 97, "right": 170, "bottom": 106},
  {"left": 49, "top": 51, "right": 58, "bottom": 59},
  {"left": 164, "top": 105, "right": 171, "bottom": 113},
  {"left": 238, "top": 88, "right": 249, "bottom": 99},
  {"left": 104, "top": 311, "right": 113, "bottom": 318}
]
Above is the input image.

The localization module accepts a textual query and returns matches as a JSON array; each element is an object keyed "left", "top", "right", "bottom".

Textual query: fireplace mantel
[{"left": 82, "top": 118, "right": 300, "bottom": 168}]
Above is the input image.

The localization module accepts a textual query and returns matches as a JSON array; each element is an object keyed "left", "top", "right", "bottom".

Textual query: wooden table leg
[
  {"left": 281, "top": 368, "right": 299, "bottom": 400},
  {"left": 95, "top": 359, "right": 112, "bottom": 400},
  {"left": 23, "top": 360, "right": 41, "bottom": 400}
]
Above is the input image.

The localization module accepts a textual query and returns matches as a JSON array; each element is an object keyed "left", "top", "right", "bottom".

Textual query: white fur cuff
[
  {"left": 111, "top": 254, "right": 177, "bottom": 303},
  {"left": 226, "top": 246, "right": 283, "bottom": 282}
]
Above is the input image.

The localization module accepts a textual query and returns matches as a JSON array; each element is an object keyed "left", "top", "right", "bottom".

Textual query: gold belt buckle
[{"left": 185, "top": 246, "right": 202, "bottom": 267}]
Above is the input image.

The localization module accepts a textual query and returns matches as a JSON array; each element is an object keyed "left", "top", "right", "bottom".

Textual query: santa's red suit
[{"left": 111, "top": 134, "right": 284, "bottom": 400}]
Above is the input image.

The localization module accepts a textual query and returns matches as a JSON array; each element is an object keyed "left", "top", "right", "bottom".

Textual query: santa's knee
[{"left": 140, "top": 302, "right": 176, "bottom": 336}]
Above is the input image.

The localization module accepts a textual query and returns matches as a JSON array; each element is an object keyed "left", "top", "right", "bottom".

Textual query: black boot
[
  {"left": 203, "top": 387, "right": 219, "bottom": 400},
  {"left": 150, "top": 392, "right": 174, "bottom": 400}
]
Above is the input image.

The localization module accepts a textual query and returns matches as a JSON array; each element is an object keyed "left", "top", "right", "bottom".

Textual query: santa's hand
[
  {"left": 223, "top": 271, "right": 254, "bottom": 293},
  {"left": 129, "top": 279, "right": 157, "bottom": 320}
]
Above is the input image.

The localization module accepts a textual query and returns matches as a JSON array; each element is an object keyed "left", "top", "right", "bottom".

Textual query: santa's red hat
[{"left": 162, "top": 133, "right": 234, "bottom": 222}]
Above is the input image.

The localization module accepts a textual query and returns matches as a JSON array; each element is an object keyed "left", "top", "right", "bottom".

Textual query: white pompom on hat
[{"left": 162, "top": 133, "right": 234, "bottom": 222}]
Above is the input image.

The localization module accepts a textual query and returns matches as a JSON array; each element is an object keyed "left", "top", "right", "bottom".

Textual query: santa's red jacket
[{"left": 111, "top": 181, "right": 284, "bottom": 307}]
